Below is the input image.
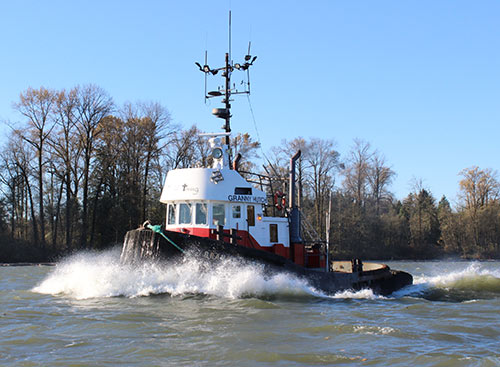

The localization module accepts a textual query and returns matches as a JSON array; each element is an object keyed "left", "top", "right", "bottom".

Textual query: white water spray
[
  {"left": 32, "top": 249, "right": 319, "bottom": 300},
  {"left": 32, "top": 250, "right": 389, "bottom": 300}
]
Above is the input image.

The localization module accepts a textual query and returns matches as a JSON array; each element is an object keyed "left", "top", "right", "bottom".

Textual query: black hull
[{"left": 121, "top": 228, "right": 412, "bottom": 296}]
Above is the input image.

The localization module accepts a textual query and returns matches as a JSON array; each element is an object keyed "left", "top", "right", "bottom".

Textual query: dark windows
[
  {"left": 167, "top": 204, "right": 176, "bottom": 225},
  {"left": 270, "top": 224, "right": 278, "bottom": 242},
  {"left": 234, "top": 187, "right": 252, "bottom": 195},
  {"left": 247, "top": 205, "right": 255, "bottom": 227}
]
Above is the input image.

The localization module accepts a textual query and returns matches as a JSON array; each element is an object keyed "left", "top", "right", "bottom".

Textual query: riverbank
[
  {"left": 0, "top": 263, "right": 56, "bottom": 266},
  {"left": 2, "top": 233, "right": 498, "bottom": 263}
]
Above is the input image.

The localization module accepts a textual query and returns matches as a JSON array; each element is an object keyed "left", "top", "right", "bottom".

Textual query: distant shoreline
[{"left": 0, "top": 263, "right": 56, "bottom": 267}]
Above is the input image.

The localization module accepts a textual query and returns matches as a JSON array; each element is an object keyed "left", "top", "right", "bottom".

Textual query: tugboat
[{"left": 120, "top": 38, "right": 412, "bottom": 296}]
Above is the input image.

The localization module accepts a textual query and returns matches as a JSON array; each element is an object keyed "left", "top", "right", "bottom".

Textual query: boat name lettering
[{"left": 227, "top": 194, "right": 266, "bottom": 204}]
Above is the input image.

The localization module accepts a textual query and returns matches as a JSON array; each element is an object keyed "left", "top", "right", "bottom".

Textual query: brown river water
[{"left": 1, "top": 249, "right": 499, "bottom": 366}]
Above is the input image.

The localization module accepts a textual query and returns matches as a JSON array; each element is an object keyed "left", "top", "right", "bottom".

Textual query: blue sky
[{"left": 1, "top": 0, "right": 499, "bottom": 205}]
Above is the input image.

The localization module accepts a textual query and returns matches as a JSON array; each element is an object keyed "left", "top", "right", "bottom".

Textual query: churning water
[{"left": 1, "top": 250, "right": 499, "bottom": 366}]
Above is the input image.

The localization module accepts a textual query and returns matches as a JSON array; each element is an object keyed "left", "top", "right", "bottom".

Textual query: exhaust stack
[{"left": 289, "top": 150, "right": 302, "bottom": 244}]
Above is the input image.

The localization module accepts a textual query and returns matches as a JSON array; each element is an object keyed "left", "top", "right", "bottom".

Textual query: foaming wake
[
  {"left": 32, "top": 249, "right": 320, "bottom": 300},
  {"left": 32, "top": 249, "right": 385, "bottom": 301},
  {"left": 392, "top": 262, "right": 500, "bottom": 302},
  {"left": 328, "top": 288, "right": 385, "bottom": 300}
]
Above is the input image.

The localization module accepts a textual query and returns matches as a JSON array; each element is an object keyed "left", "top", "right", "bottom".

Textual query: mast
[
  {"left": 195, "top": 13, "right": 257, "bottom": 167},
  {"left": 223, "top": 52, "right": 231, "bottom": 146}
]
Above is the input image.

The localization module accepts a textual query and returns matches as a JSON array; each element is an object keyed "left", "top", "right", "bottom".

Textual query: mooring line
[{"left": 146, "top": 223, "right": 186, "bottom": 254}]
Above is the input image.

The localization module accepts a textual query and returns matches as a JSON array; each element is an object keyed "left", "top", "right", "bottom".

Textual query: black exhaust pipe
[{"left": 289, "top": 150, "right": 302, "bottom": 244}]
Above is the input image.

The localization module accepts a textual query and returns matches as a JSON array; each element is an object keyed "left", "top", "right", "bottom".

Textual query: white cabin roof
[{"left": 160, "top": 167, "right": 267, "bottom": 204}]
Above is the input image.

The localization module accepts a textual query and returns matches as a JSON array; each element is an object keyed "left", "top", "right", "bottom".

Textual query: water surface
[{"left": 1, "top": 251, "right": 499, "bottom": 366}]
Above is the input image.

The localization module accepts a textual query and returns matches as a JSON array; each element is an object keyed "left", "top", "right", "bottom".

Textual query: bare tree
[
  {"left": 230, "top": 133, "right": 260, "bottom": 172},
  {"left": 13, "top": 87, "right": 57, "bottom": 250},
  {"left": 47, "top": 88, "right": 82, "bottom": 250},
  {"left": 305, "top": 138, "right": 340, "bottom": 233},
  {"left": 0, "top": 140, "right": 27, "bottom": 239},
  {"left": 269, "top": 137, "right": 308, "bottom": 206},
  {"left": 165, "top": 125, "right": 200, "bottom": 170},
  {"left": 342, "top": 139, "right": 372, "bottom": 208},
  {"left": 368, "top": 151, "right": 395, "bottom": 215},
  {"left": 459, "top": 166, "right": 499, "bottom": 212},
  {"left": 6, "top": 132, "right": 39, "bottom": 245},
  {"left": 91, "top": 101, "right": 173, "bottom": 237},
  {"left": 137, "top": 102, "right": 173, "bottom": 222},
  {"left": 263, "top": 137, "right": 308, "bottom": 218},
  {"left": 458, "top": 166, "right": 500, "bottom": 250},
  {"left": 75, "top": 84, "right": 113, "bottom": 248}
]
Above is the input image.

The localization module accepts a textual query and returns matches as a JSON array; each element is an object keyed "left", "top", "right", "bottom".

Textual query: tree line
[
  {"left": 268, "top": 138, "right": 500, "bottom": 259},
  {"left": 0, "top": 85, "right": 499, "bottom": 261}
]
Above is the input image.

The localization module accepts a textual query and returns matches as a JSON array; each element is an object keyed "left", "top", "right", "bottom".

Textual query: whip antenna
[
  {"left": 204, "top": 51, "right": 208, "bottom": 103},
  {"left": 228, "top": 11, "right": 232, "bottom": 62}
]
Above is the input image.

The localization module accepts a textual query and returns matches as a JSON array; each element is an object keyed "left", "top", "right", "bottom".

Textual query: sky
[{"left": 1, "top": 0, "right": 499, "bottom": 206}]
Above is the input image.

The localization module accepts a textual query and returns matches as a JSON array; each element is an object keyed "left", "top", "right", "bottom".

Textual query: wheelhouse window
[
  {"left": 234, "top": 187, "right": 252, "bottom": 195},
  {"left": 167, "top": 204, "right": 176, "bottom": 225},
  {"left": 232, "top": 205, "right": 241, "bottom": 219},
  {"left": 195, "top": 203, "right": 208, "bottom": 225},
  {"left": 179, "top": 203, "right": 192, "bottom": 224},
  {"left": 213, "top": 203, "right": 226, "bottom": 226}
]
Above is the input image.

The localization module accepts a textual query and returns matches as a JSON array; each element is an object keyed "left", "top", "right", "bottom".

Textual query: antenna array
[{"left": 194, "top": 11, "right": 257, "bottom": 145}]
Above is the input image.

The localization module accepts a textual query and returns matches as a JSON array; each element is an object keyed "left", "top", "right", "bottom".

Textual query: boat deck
[{"left": 331, "top": 261, "right": 387, "bottom": 273}]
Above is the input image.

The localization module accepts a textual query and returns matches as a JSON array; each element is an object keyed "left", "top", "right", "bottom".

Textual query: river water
[{"left": 1, "top": 250, "right": 499, "bottom": 366}]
